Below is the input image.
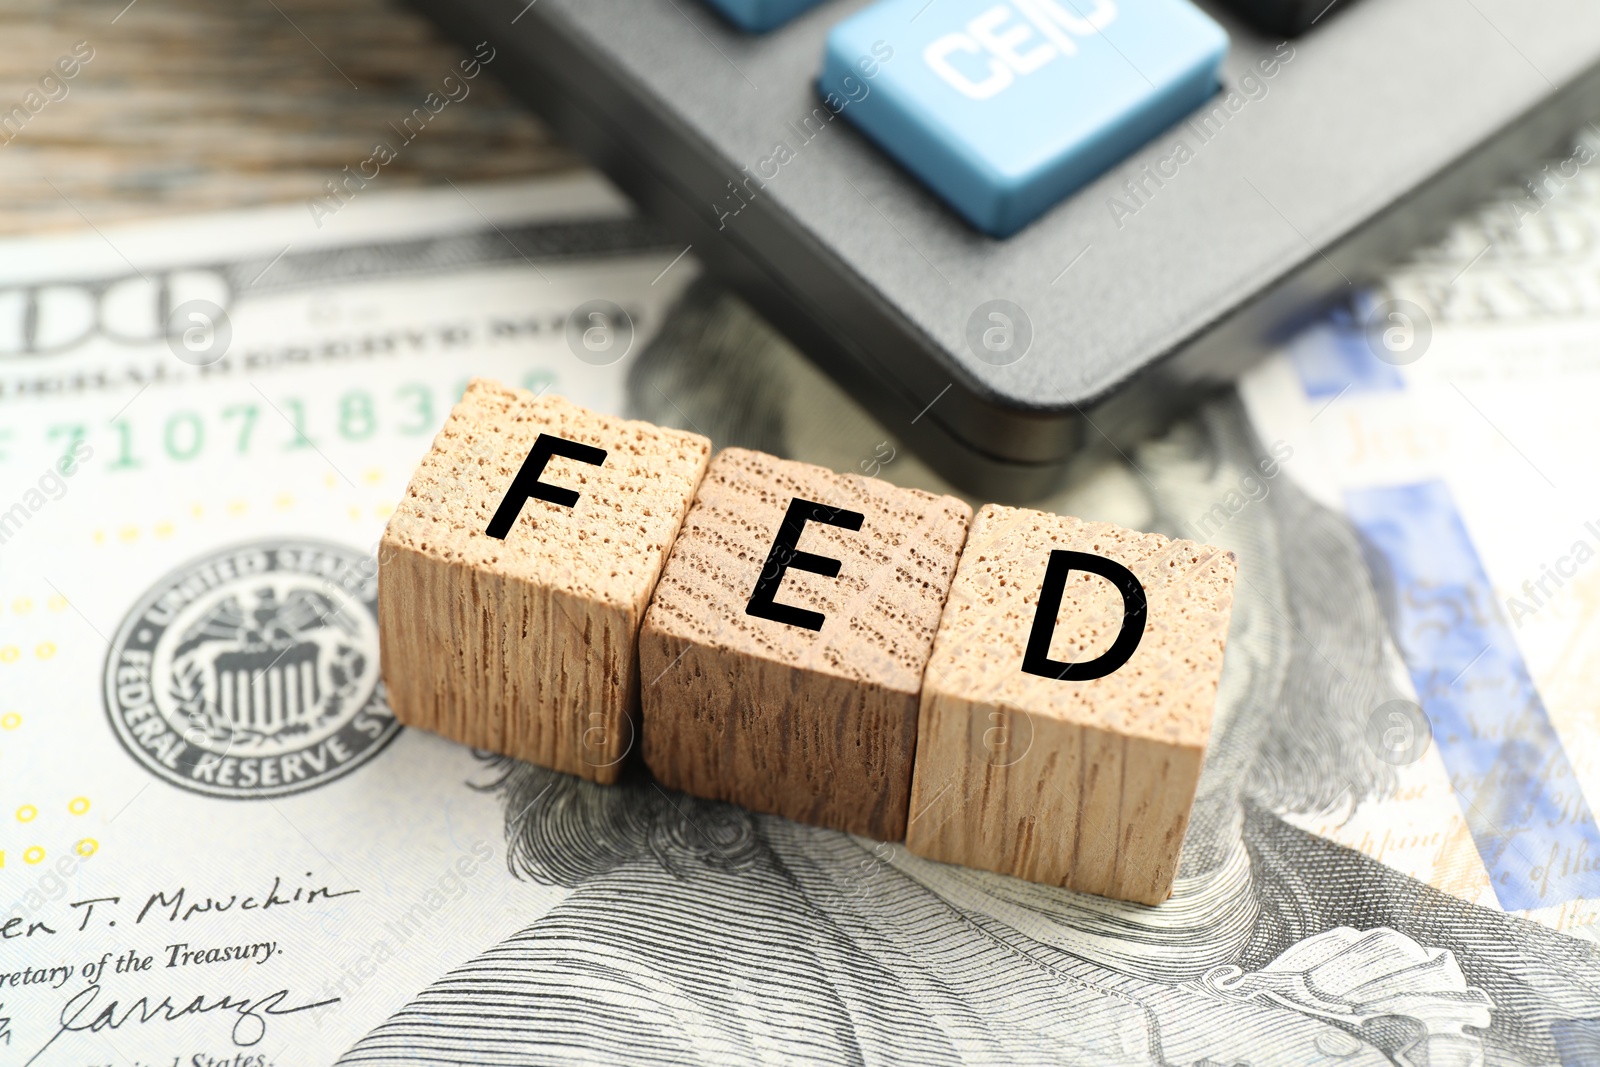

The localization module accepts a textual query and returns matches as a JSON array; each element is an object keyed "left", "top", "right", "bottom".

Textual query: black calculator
[{"left": 413, "top": 0, "right": 1600, "bottom": 498}]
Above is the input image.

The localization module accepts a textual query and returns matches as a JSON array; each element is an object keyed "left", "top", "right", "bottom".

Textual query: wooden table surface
[{"left": 0, "top": 0, "right": 583, "bottom": 233}]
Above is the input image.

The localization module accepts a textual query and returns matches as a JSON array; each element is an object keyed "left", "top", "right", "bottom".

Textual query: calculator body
[{"left": 414, "top": 0, "right": 1600, "bottom": 499}]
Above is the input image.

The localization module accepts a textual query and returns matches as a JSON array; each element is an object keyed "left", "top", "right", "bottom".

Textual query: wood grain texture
[
  {"left": 1, "top": 0, "right": 577, "bottom": 233},
  {"left": 639, "top": 448, "right": 970, "bottom": 840},
  {"left": 378, "top": 379, "right": 710, "bottom": 783},
  {"left": 904, "top": 503, "right": 1236, "bottom": 903}
]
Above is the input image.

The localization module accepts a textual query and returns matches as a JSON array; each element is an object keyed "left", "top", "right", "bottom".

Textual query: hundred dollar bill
[
  {"left": 1236, "top": 142, "right": 1600, "bottom": 941},
  {"left": 4, "top": 167, "right": 1600, "bottom": 1067},
  {"left": 0, "top": 175, "right": 698, "bottom": 1064}
]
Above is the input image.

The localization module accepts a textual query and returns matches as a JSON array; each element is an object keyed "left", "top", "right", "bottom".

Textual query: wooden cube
[
  {"left": 640, "top": 448, "right": 971, "bottom": 840},
  {"left": 905, "top": 504, "right": 1236, "bottom": 903},
  {"left": 378, "top": 380, "right": 710, "bottom": 783}
]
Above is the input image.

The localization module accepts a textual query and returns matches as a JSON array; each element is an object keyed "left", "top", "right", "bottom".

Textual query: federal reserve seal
[{"left": 104, "top": 539, "right": 401, "bottom": 798}]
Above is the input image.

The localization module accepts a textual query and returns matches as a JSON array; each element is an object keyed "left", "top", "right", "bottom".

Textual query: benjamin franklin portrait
[{"left": 341, "top": 283, "right": 1600, "bottom": 1067}]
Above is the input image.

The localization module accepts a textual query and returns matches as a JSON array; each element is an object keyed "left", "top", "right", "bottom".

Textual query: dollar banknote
[
  {"left": 0, "top": 175, "right": 698, "bottom": 1064},
  {"left": 3, "top": 166, "right": 1599, "bottom": 1067}
]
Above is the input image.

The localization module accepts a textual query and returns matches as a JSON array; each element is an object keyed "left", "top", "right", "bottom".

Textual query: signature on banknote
[{"left": 24, "top": 983, "right": 339, "bottom": 1064}]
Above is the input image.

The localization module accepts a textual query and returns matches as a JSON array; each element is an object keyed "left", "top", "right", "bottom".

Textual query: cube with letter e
[
  {"left": 377, "top": 379, "right": 710, "bottom": 783},
  {"left": 639, "top": 448, "right": 971, "bottom": 840},
  {"left": 905, "top": 504, "right": 1236, "bottom": 904}
]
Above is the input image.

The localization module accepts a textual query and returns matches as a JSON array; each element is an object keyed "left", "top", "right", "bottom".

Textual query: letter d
[{"left": 1021, "top": 550, "right": 1147, "bottom": 681}]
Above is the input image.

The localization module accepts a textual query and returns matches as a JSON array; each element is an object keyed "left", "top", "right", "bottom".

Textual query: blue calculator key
[
  {"left": 704, "top": 0, "right": 827, "bottom": 32},
  {"left": 819, "top": 0, "right": 1228, "bottom": 237}
]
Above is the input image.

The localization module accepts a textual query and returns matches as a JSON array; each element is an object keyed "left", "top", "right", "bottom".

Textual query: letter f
[{"left": 485, "top": 434, "right": 607, "bottom": 539}]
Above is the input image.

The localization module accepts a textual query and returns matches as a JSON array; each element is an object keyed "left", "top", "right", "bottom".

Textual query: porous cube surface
[
  {"left": 640, "top": 448, "right": 971, "bottom": 839},
  {"left": 378, "top": 379, "right": 710, "bottom": 783},
  {"left": 905, "top": 503, "right": 1236, "bottom": 902}
]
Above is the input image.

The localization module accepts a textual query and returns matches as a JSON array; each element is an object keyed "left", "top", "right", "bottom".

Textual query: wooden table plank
[{"left": 0, "top": 0, "right": 581, "bottom": 233}]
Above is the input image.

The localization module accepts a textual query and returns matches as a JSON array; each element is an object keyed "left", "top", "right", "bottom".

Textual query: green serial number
[{"left": 9, "top": 372, "right": 557, "bottom": 470}]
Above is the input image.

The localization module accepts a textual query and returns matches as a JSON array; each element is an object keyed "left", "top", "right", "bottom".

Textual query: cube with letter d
[
  {"left": 640, "top": 449, "right": 971, "bottom": 840},
  {"left": 905, "top": 504, "right": 1236, "bottom": 903},
  {"left": 378, "top": 380, "right": 710, "bottom": 783}
]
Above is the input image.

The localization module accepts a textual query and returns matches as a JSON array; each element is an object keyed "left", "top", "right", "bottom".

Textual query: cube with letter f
[{"left": 377, "top": 379, "right": 710, "bottom": 783}]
